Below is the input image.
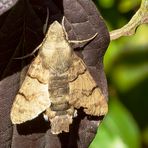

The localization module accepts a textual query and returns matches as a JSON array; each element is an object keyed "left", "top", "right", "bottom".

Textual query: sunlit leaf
[
  {"left": 128, "top": 25, "right": 148, "bottom": 47},
  {"left": 90, "top": 98, "right": 141, "bottom": 148},
  {"left": 95, "top": 0, "right": 115, "bottom": 8},
  {"left": 118, "top": 0, "right": 141, "bottom": 13},
  {"left": 112, "top": 63, "right": 148, "bottom": 92}
]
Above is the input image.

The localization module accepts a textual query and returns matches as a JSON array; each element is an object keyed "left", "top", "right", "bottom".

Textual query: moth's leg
[
  {"left": 43, "top": 108, "right": 56, "bottom": 121},
  {"left": 43, "top": 8, "right": 49, "bottom": 34},
  {"left": 69, "top": 33, "right": 98, "bottom": 44},
  {"left": 66, "top": 107, "right": 77, "bottom": 117},
  {"left": 62, "top": 16, "right": 69, "bottom": 40}
]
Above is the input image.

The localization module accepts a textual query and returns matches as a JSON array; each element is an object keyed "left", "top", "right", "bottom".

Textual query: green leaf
[
  {"left": 118, "top": 0, "right": 141, "bottom": 13},
  {"left": 89, "top": 98, "right": 141, "bottom": 148},
  {"left": 112, "top": 62, "right": 148, "bottom": 92},
  {"left": 95, "top": 0, "right": 115, "bottom": 8}
]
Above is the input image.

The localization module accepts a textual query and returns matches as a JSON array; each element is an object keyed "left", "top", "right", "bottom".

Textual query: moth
[{"left": 10, "top": 19, "right": 108, "bottom": 134}]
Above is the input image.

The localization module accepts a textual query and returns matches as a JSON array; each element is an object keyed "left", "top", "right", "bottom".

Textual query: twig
[{"left": 110, "top": 0, "right": 148, "bottom": 40}]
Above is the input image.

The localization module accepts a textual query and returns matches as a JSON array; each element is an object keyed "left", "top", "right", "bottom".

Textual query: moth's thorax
[
  {"left": 40, "top": 40, "right": 72, "bottom": 73},
  {"left": 39, "top": 21, "right": 73, "bottom": 73}
]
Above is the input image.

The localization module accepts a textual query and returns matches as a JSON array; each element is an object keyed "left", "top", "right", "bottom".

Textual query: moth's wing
[
  {"left": 68, "top": 54, "right": 108, "bottom": 116},
  {"left": 11, "top": 55, "right": 51, "bottom": 124}
]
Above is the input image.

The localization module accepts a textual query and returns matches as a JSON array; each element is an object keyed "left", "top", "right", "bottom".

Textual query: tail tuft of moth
[{"left": 49, "top": 114, "right": 73, "bottom": 134}]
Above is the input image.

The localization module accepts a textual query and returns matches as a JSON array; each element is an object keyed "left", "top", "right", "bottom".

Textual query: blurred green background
[{"left": 90, "top": 0, "right": 148, "bottom": 148}]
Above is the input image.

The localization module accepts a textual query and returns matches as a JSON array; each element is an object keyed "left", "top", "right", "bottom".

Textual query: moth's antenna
[
  {"left": 61, "top": 16, "right": 69, "bottom": 40},
  {"left": 14, "top": 43, "right": 42, "bottom": 59},
  {"left": 69, "top": 33, "right": 98, "bottom": 44},
  {"left": 14, "top": 8, "right": 50, "bottom": 60},
  {"left": 43, "top": 8, "right": 49, "bottom": 34},
  {"left": 61, "top": 16, "right": 98, "bottom": 44}
]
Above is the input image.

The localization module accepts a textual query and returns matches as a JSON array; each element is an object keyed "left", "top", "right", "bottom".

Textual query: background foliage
[{"left": 90, "top": 0, "right": 148, "bottom": 148}]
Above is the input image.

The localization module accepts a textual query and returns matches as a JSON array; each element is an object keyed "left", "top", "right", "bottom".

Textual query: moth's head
[
  {"left": 42, "top": 20, "right": 70, "bottom": 51},
  {"left": 46, "top": 21, "right": 65, "bottom": 42}
]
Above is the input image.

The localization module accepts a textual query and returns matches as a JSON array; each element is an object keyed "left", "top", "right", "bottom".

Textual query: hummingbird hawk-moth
[{"left": 10, "top": 20, "right": 108, "bottom": 134}]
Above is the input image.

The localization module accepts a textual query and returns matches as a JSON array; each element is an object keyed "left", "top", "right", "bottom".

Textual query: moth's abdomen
[
  {"left": 45, "top": 73, "right": 75, "bottom": 134},
  {"left": 48, "top": 74, "right": 69, "bottom": 104},
  {"left": 48, "top": 73, "right": 72, "bottom": 114},
  {"left": 50, "top": 102, "right": 69, "bottom": 112}
]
